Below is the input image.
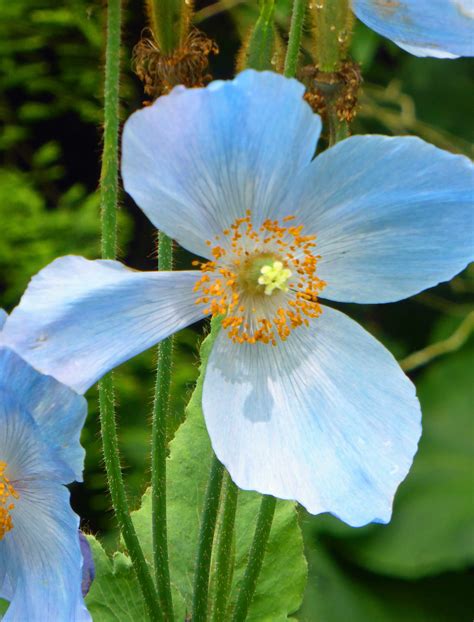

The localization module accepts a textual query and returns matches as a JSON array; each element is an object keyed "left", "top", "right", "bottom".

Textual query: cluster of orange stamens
[
  {"left": 193, "top": 211, "right": 326, "bottom": 345},
  {"left": 0, "top": 461, "right": 19, "bottom": 540}
]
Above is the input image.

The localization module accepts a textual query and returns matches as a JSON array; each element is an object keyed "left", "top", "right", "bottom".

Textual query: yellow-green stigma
[{"left": 258, "top": 260, "right": 292, "bottom": 296}]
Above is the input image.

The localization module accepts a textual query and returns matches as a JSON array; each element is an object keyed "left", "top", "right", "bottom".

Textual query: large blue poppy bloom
[
  {"left": 352, "top": 0, "right": 474, "bottom": 58},
  {"left": 0, "top": 311, "right": 90, "bottom": 621},
  {"left": 2, "top": 71, "right": 473, "bottom": 527}
]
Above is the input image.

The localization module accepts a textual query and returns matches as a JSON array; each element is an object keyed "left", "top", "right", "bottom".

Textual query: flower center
[
  {"left": 0, "top": 461, "right": 19, "bottom": 540},
  {"left": 258, "top": 260, "right": 292, "bottom": 296},
  {"left": 193, "top": 211, "right": 326, "bottom": 344}
]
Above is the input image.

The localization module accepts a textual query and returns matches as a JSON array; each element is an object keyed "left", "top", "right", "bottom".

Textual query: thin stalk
[
  {"left": 209, "top": 473, "right": 239, "bottom": 622},
  {"left": 310, "top": 0, "right": 353, "bottom": 144},
  {"left": 231, "top": 495, "right": 277, "bottom": 622},
  {"left": 284, "top": 0, "right": 307, "bottom": 78},
  {"left": 328, "top": 108, "right": 349, "bottom": 146},
  {"left": 100, "top": 0, "right": 120, "bottom": 259},
  {"left": 151, "top": 230, "right": 174, "bottom": 621},
  {"left": 192, "top": 455, "right": 225, "bottom": 622},
  {"left": 310, "top": 0, "right": 352, "bottom": 72},
  {"left": 98, "top": 1, "right": 161, "bottom": 620},
  {"left": 99, "top": 377, "right": 162, "bottom": 621}
]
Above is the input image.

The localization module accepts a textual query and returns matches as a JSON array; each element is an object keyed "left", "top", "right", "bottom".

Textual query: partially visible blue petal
[
  {"left": 79, "top": 533, "right": 95, "bottom": 597},
  {"left": 353, "top": 0, "right": 474, "bottom": 57},
  {"left": 0, "top": 347, "right": 86, "bottom": 482},
  {"left": 0, "top": 391, "right": 90, "bottom": 621},
  {"left": 2, "top": 484, "right": 90, "bottom": 621},
  {"left": 0, "top": 388, "right": 72, "bottom": 483},
  {"left": 203, "top": 306, "right": 421, "bottom": 527},
  {"left": 2, "top": 257, "right": 205, "bottom": 394},
  {"left": 122, "top": 69, "right": 321, "bottom": 258},
  {"left": 292, "top": 135, "right": 474, "bottom": 303},
  {"left": 0, "top": 310, "right": 7, "bottom": 331}
]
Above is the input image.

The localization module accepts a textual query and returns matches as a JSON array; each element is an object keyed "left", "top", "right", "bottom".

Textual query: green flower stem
[
  {"left": 310, "top": 0, "right": 351, "bottom": 73},
  {"left": 99, "top": 1, "right": 161, "bottom": 620},
  {"left": 231, "top": 495, "right": 277, "bottom": 622},
  {"left": 210, "top": 472, "right": 239, "bottom": 622},
  {"left": 284, "top": 0, "right": 307, "bottom": 78},
  {"left": 151, "top": 230, "right": 174, "bottom": 622},
  {"left": 99, "top": 377, "right": 162, "bottom": 621},
  {"left": 192, "top": 454, "right": 225, "bottom": 622},
  {"left": 310, "top": 0, "right": 353, "bottom": 144},
  {"left": 328, "top": 109, "right": 349, "bottom": 146},
  {"left": 100, "top": 0, "right": 120, "bottom": 260}
]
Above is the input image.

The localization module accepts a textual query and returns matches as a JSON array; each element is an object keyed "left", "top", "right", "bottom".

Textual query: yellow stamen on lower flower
[
  {"left": 0, "top": 461, "right": 19, "bottom": 540},
  {"left": 193, "top": 211, "right": 326, "bottom": 345}
]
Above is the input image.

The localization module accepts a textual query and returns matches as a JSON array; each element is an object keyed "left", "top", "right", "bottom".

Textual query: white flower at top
[{"left": 2, "top": 71, "right": 473, "bottom": 526}]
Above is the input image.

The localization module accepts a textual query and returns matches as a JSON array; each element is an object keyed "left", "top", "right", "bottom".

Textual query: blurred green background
[{"left": 0, "top": 1, "right": 473, "bottom": 620}]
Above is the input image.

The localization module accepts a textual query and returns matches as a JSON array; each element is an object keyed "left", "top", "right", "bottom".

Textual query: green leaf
[
  {"left": 299, "top": 540, "right": 474, "bottom": 622},
  {"left": 85, "top": 536, "right": 148, "bottom": 621},
  {"left": 246, "top": 0, "right": 278, "bottom": 71},
  {"left": 132, "top": 326, "right": 307, "bottom": 619},
  {"left": 310, "top": 339, "right": 474, "bottom": 579},
  {"left": 85, "top": 535, "right": 186, "bottom": 621}
]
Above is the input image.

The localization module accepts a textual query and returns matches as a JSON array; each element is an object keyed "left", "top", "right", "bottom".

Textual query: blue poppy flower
[
  {"left": 0, "top": 313, "right": 90, "bottom": 620},
  {"left": 352, "top": 0, "right": 474, "bottom": 58},
  {"left": 2, "top": 71, "right": 473, "bottom": 526}
]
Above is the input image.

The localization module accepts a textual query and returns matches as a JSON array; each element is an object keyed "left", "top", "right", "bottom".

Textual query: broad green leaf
[
  {"left": 132, "top": 326, "right": 307, "bottom": 620},
  {"left": 246, "top": 0, "right": 278, "bottom": 71},
  {"left": 85, "top": 536, "right": 148, "bottom": 621},
  {"left": 85, "top": 535, "right": 185, "bottom": 621},
  {"left": 299, "top": 540, "right": 474, "bottom": 622},
  {"left": 310, "top": 339, "right": 474, "bottom": 578}
]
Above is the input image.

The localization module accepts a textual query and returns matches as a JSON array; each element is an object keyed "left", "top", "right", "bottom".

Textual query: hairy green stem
[
  {"left": 99, "top": 377, "right": 162, "bottom": 621},
  {"left": 310, "top": 0, "right": 353, "bottom": 144},
  {"left": 98, "top": 2, "right": 161, "bottom": 620},
  {"left": 328, "top": 109, "right": 349, "bottom": 146},
  {"left": 100, "top": 0, "right": 120, "bottom": 259},
  {"left": 284, "top": 0, "right": 307, "bottom": 78},
  {"left": 151, "top": 231, "right": 174, "bottom": 621},
  {"left": 231, "top": 495, "right": 277, "bottom": 622},
  {"left": 192, "top": 455, "right": 225, "bottom": 622},
  {"left": 310, "top": 0, "right": 352, "bottom": 72},
  {"left": 209, "top": 473, "right": 239, "bottom": 622}
]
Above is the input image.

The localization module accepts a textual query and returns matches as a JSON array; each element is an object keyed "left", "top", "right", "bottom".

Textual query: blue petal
[
  {"left": 353, "top": 0, "right": 474, "bottom": 57},
  {"left": 79, "top": 533, "right": 95, "bottom": 597},
  {"left": 2, "top": 486, "right": 90, "bottom": 621},
  {"left": 122, "top": 69, "right": 321, "bottom": 258},
  {"left": 0, "top": 347, "right": 86, "bottom": 482},
  {"left": 0, "top": 387, "right": 72, "bottom": 483},
  {"left": 292, "top": 135, "right": 474, "bottom": 303},
  {"left": 203, "top": 306, "right": 421, "bottom": 527},
  {"left": 0, "top": 309, "right": 6, "bottom": 331},
  {"left": 0, "top": 390, "right": 90, "bottom": 620},
  {"left": 2, "top": 257, "right": 205, "bottom": 394}
]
